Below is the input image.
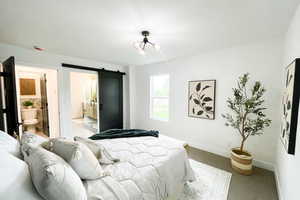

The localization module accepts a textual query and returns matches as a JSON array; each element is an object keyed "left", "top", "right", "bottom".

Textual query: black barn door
[
  {"left": 0, "top": 57, "right": 20, "bottom": 136},
  {"left": 99, "top": 71, "right": 123, "bottom": 131}
]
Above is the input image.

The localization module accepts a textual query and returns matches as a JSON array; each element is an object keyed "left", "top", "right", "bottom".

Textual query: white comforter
[{"left": 83, "top": 136, "right": 195, "bottom": 200}]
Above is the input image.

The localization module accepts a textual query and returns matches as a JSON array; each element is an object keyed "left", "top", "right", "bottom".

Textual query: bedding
[
  {"left": 84, "top": 136, "right": 195, "bottom": 200},
  {"left": 0, "top": 130, "right": 21, "bottom": 158},
  {"left": 0, "top": 131, "right": 194, "bottom": 200},
  {"left": 0, "top": 150, "right": 43, "bottom": 200},
  {"left": 23, "top": 144, "right": 87, "bottom": 200},
  {"left": 44, "top": 138, "right": 105, "bottom": 180},
  {"left": 21, "top": 132, "right": 48, "bottom": 147},
  {"left": 89, "top": 129, "right": 159, "bottom": 140},
  {"left": 74, "top": 136, "right": 120, "bottom": 165}
]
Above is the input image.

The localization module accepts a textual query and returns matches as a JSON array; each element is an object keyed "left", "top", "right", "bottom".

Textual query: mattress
[{"left": 84, "top": 136, "right": 195, "bottom": 200}]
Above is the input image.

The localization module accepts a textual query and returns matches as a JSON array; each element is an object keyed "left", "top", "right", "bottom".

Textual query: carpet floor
[{"left": 186, "top": 146, "right": 278, "bottom": 200}]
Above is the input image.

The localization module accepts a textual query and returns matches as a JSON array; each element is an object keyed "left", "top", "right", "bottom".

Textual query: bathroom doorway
[{"left": 15, "top": 65, "right": 59, "bottom": 138}]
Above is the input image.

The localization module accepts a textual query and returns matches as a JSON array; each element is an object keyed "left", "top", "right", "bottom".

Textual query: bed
[
  {"left": 84, "top": 136, "right": 195, "bottom": 200},
  {"left": 0, "top": 131, "right": 195, "bottom": 200}
]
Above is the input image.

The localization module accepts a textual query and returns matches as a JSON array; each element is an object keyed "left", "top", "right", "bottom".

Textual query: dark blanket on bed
[{"left": 89, "top": 129, "right": 159, "bottom": 140}]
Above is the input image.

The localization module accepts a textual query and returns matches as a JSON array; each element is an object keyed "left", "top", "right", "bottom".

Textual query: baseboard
[
  {"left": 188, "top": 141, "right": 230, "bottom": 158},
  {"left": 274, "top": 167, "right": 283, "bottom": 200},
  {"left": 188, "top": 141, "right": 275, "bottom": 171},
  {"left": 252, "top": 159, "right": 274, "bottom": 171}
]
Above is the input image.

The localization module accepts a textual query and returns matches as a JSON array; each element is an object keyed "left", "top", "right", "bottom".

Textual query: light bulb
[
  {"left": 154, "top": 44, "right": 160, "bottom": 51},
  {"left": 133, "top": 41, "right": 141, "bottom": 49},
  {"left": 138, "top": 49, "right": 146, "bottom": 55}
]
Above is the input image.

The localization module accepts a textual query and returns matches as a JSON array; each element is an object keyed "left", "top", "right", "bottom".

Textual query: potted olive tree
[{"left": 222, "top": 73, "right": 271, "bottom": 175}]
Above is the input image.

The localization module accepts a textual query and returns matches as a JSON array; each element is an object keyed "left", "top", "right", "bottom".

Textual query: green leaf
[
  {"left": 205, "top": 106, "right": 212, "bottom": 111},
  {"left": 203, "top": 97, "right": 213, "bottom": 102},
  {"left": 286, "top": 122, "right": 290, "bottom": 130},
  {"left": 196, "top": 83, "right": 201, "bottom": 92},
  {"left": 197, "top": 110, "right": 203, "bottom": 115},
  {"left": 287, "top": 101, "right": 291, "bottom": 110},
  {"left": 202, "top": 85, "right": 211, "bottom": 91},
  {"left": 193, "top": 99, "right": 200, "bottom": 105}
]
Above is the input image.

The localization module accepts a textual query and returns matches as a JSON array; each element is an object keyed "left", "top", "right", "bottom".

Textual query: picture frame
[
  {"left": 188, "top": 80, "right": 216, "bottom": 120},
  {"left": 281, "top": 58, "right": 300, "bottom": 155},
  {"left": 20, "top": 78, "right": 36, "bottom": 95}
]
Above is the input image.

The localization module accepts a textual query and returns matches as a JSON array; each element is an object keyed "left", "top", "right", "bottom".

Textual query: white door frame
[
  {"left": 15, "top": 63, "right": 60, "bottom": 138},
  {"left": 60, "top": 67, "right": 99, "bottom": 138}
]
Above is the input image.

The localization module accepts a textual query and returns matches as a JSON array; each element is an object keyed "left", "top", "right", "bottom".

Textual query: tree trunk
[{"left": 240, "top": 139, "right": 246, "bottom": 153}]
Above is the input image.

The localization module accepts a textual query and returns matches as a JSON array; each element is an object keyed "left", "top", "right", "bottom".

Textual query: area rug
[{"left": 178, "top": 159, "right": 232, "bottom": 200}]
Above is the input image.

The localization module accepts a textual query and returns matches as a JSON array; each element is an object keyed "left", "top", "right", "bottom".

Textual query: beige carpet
[{"left": 179, "top": 159, "right": 232, "bottom": 200}]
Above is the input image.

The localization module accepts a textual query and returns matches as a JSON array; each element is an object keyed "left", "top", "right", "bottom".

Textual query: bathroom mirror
[{"left": 20, "top": 78, "right": 36, "bottom": 95}]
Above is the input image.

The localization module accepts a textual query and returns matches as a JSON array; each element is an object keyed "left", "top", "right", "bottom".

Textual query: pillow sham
[
  {"left": 45, "top": 138, "right": 105, "bottom": 180},
  {"left": 23, "top": 144, "right": 87, "bottom": 200},
  {"left": 0, "top": 130, "right": 21, "bottom": 158},
  {"left": 21, "top": 132, "right": 48, "bottom": 158},
  {"left": 21, "top": 132, "right": 48, "bottom": 147},
  {"left": 74, "top": 136, "right": 120, "bottom": 165},
  {"left": 0, "top": 149, "right": 43, "bottom": 200}
]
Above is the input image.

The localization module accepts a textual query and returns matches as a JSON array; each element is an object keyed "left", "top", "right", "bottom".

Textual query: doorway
[
  {"left": 61, "top": 64, "right": 124, "bottom": 137},
  {"left": 15, "top": 65, "right": 59, "bottom": 138},
  {"left": 70, "top": 71, "right": 99, "bottom": 137},
  {"left": 0, "top": 57, "right": 124, "bottom": 138}
]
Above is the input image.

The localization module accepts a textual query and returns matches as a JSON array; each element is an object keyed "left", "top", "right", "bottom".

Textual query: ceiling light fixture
[{"left": 133, "top": 31, "right": 160, "bottom": 55}]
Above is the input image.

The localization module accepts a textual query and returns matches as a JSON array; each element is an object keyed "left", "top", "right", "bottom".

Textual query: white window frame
[{"left": 149, "top": 74, "right": 169, "bottom": 121}]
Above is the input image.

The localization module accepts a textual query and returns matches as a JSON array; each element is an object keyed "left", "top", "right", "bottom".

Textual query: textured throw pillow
[
  {"left": 23, "top": 144, "right": 87, "bottom": 200},
  {"left": 21, "top": 132, "right": 48, "bottom": 158},
  {"left": 21, "top": 132, "right": 48, "bottom": 147},
  {"left": 0, "top": 130, "right": 21, "bottom": 158},
  {"left": 74, "top": 136, "right": 120, "bottom": 165},
  {"left": 45, "top": 138, "right": 105, "bottom": 180}
]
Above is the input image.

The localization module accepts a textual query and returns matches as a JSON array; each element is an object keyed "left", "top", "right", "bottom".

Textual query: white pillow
[
  {"left": 74, "top": 136, "right": 120, "bottom": 165},
  {"left": 0, "top": 130, "right": 21, "bottom": 158},
  {"left": 45, "top": 138, "right": 105, "bottom": 180},
  {"left": 23, "top": 144, "right": 87, "bottom": 200},
  {"left": 0, "top": 150, "right": 43, "bottom": 200},
  {"left": 21, "top": 132, "right": 47, "bottom": 147}
]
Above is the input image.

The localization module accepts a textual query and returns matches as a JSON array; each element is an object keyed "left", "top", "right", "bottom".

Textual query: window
[{"left": 150, "top": 74, "right": 169, "bottom": 121}]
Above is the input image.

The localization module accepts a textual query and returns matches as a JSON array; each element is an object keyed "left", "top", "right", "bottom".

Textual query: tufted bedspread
[{"left": 83, "top": 136, "right": 195, "bottom": 200}]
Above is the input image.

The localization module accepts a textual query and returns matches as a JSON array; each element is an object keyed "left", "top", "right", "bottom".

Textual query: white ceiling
[{"left": 0, "top": 0, "right": 299, "bottom": 66}]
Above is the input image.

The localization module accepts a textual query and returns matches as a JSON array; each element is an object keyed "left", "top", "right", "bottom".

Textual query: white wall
[
  {"left": 70, "top": 72, "right": 84, "bottom": 119},
  {"left": 0, "top": 43, "right": 130, "bottom": 136},
  {"left": 131, "top": 38, "right": 283, "bottom": 169},
  {"left": 276, "top": 4, "right": 300, "bottom": 200}
]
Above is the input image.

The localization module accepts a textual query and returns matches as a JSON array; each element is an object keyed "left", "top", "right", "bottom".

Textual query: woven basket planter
[{"left": 230, "top": 148, "right": 253, "bottom": 175}]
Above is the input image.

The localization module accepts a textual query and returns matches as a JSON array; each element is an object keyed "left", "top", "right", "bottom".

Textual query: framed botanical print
[
  {"left": 281, "top": 59, "right": 300, "bottom": 155},
  {"left": 188, "top": 80, "right": 216, "bottom": 120}
]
